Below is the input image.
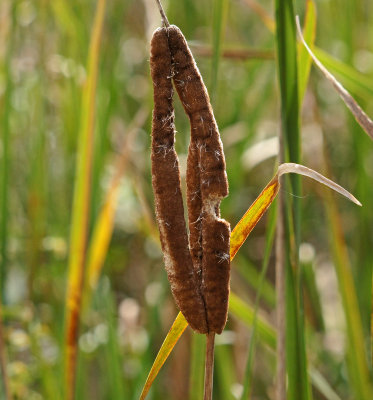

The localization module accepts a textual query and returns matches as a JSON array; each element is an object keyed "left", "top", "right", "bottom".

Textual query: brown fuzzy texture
[
  {"left": 168, "top": 26, "right": 230, "bottom": 334},
  {"left": 150, "top": 26, "right": 230, "bottom": 334},
  {"left": 150, "top": 28, "right": 208, "bottom": 333}
]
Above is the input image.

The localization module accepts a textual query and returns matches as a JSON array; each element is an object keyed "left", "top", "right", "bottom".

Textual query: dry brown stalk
[{"left": 190, "top": 45, "right": 274, "bottom": 61}]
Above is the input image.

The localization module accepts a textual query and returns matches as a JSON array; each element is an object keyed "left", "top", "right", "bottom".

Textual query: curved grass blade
[
  {"left": 296, "top": 16, "right": 373, "bottom": 141},
  {"left": 277, "top": 163, "right": 361, "bottom": 206},
  {"left": 140, "top": 162, "right": 360, "bottom": 398},
  {"left": 139, "top": 312, "right": 188, "bottom": 400},
  {"left": 231, "top": 162, "right": 360, "bottom": 263},
  {"left": 242, "top": 1, "right": 373, "bottom": 102},
  {"left": 64, "top": 1, "right": 106, "bottom": 399},
  {"left": 230, "top": 177, "right": 279, "bottom": 260}
]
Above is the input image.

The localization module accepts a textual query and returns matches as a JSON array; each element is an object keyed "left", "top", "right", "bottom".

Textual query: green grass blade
[
  {"left": 297, "top": 0, "right": 316, "bottom": 103},
  {"left": 0, "top": 2, "right": 16, "bottom": 304},
  {"left": 189, "top": 333, "right": 205, "bottom": 400},
  {"left": 313, "top": 48, "right": 373, "bottom": 101},
  {"left": 324, "top": 189, "right": 373, "bottom": 400},
  {"left": 64, "top": 1, "right": 107, "bottom": 399},
  {"left": 275, "top": 1, "right": 312, "bottom": 399},
  {"left": 240, "top": 205, "right": 276, "bottom": 399},
  {"left": 214, "top": 343, "right": 235, "bottom": 400},
  {"left": 229, "top": 292, "right": 276, "bottom": 349},
  {"left": 235, "top": 257, "right": 276, "bottom": 308}
]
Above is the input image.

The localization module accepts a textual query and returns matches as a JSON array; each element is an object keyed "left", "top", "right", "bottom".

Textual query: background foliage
[{"left": 0, "top": 0, "right": 372, "bottom": 399}]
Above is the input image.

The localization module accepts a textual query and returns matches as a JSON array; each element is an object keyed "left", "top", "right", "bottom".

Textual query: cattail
[
  {"left": 150, "top": 25, "right": 230, "bottom": 334},
  {"left": 168, "top": 25, "right": 230, "bottom": 334},
  {"left": 150, "top": 28, "right": 208, "bottom": 333}
]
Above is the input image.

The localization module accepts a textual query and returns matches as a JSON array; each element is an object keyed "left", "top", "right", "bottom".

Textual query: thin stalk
[
  {"left": 204, "top": 332, "right": 215, "bottom": 400},
  {"left": 0, "top": 0, "right": 16, "bottom": 304},
  {"left": 240, "top": 204, "right": 277, "bottom": 399},
  {"left": 189, "top": 333, "right": 206, "bottom": 400},
  {"left": 155, "top": 0, "right": 170, "bottom": 27},
  {"left": 275, "top": 188, "right": 286, "bottom": 400}
]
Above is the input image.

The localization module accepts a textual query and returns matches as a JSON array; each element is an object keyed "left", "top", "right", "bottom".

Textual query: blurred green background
[{"left": 0, "top": 0, "right": 372, "bottom": 399}]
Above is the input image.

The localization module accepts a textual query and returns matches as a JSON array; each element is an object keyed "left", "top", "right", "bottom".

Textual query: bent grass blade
[
  {"left": 243, "top": 2, "right": 373, "bottom": 102},
  {"left": 140, "top": 162, "right": 360, "bottom": 398},
  {"left": 296, "top": 16, "right": 373, "bottom": 141}
]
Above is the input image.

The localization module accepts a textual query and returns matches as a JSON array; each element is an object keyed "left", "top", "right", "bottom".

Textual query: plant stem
[
  {"left": 204, "top": 332, "right": 215, "bottom": 400},
  {"left": 155, "top": 0, "right": 170, "bottom": 27},
  {"left": 275, "top": 188, "right": 286, "bottom": 400}
]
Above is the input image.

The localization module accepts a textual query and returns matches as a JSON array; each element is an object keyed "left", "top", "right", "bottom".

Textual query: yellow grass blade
[
  {"left": 84, "top": 108, "right": 148, "bottom": 307},
  {"left": 139, "top": 312, "right": 188, "bottom": 400},
  {"left": 230, "top": 176, "right": 280, "bottom": 260},
  {"left": 64, "top": 1, "right": 106, "bottom": 399},
  {"left": 140, "top": 162, "right": 360, "bottom": 398}
]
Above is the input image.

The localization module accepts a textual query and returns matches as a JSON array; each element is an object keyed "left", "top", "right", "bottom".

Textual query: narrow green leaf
[
  {"left": 229, "top": 292, "right": 276, "bottom": 349},
  {"left": 240, "top": 206, "right": 276, "bottom": 400},
  {"left": 189, "top": 333, "right": 205, "bottom": 400},
  {"left": 324, "top": 190, "right": 373, "bottom": 400},
  {"left": 275, "top": 0, "right": 311, "bottom": 398},
  {"left": 314, "top": 48, "right": 373, "bottom": 101},
  {"left": 297, "top": 0, "right": 316, "bottom": 103}
]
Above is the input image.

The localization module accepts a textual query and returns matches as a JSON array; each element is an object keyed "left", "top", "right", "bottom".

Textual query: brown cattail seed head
[{"left": 150, "top": 25, "right": 230, "bottom": 334}]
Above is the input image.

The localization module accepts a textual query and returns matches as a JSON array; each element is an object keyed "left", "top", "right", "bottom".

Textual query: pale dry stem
[
  {"left": 296, "top": 16, "right": 373, "bottom": 141},
  {"left": 204, "top": 332, "right": 215, "bottom": 400}
]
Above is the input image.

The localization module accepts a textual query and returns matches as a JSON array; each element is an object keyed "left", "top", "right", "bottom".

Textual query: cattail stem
[
  {"left": 204, "top": 332, "right": 215, "bottom": 400},
  {"left": 154, "top": 0, "right": 170, "bottom": 27}
]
